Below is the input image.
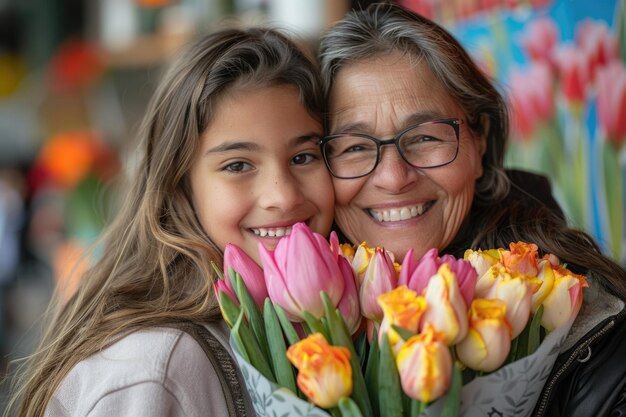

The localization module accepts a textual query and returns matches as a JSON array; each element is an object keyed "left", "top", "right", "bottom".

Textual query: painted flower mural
[{"left": 400, "top": 0, "right": 626, "bottom": 265}]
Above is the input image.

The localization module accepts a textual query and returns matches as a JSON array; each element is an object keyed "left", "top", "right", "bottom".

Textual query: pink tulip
[
  {"left": 420, "top": 264, "right": 469, "bottom": 345},
  {"left": 258, "top": 223, "right": 345, "bottom": 321},
  {"left": 521, "top": 17, "right": 560, "bottom": 69},
  {"left": 396, "top": 324, "right": 452, "bottom": 404},
  {"left": 575, "top": 19, "right": 619, "bottom": 82},
  {"left": 509, "top": 63, "right": 556, "bottom": 140},
  {"left": 400, "top": 248, "right": 476, "bottom": 307},
  {"left": 555, "top": 45, "right": 590, "bottom": 106},
  {"left": 398, "top": 0, "right": 436, "bottom": 20},
  {"left": 223, "top": 244, "right": 268, "bottom": 309},
  {"left": 596, "top": 61, "right": 626, "bottom": 148},
  {"left": 540, "top": 265, "right": 588, "bottom": 331},
  {"left": 456, "top": 299, "right": 512, "bottom": 373},
  {"left": 337, "top": 255, "right": 362, "bottom": 335},
  {"left": 359, "top": 247, "right": 398, "bottom": 322}
]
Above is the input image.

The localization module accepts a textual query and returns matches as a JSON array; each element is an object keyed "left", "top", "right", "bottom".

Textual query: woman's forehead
[{"left": 328, "top": 56, "right": 460, "bottom": 131}]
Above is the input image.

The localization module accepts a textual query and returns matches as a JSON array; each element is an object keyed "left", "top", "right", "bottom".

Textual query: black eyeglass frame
[{"left": 320, "top": 118, "right": 463, "bottom": 179}]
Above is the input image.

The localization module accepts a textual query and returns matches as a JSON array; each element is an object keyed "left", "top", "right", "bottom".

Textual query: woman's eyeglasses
[{"left": 320, "top": 118, "right": 462, "bottom": 179}]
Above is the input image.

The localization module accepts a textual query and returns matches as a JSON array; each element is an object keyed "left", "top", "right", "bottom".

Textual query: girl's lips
[{"left": 368, "top": 201, "right": 435, "bottom": 222}]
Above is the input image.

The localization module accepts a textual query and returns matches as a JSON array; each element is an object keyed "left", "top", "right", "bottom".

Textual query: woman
[{"left": 319, "top": 3, "right": 626, "bottom": 416}]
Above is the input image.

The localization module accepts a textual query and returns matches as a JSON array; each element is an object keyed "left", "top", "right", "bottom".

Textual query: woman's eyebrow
[{"left": 403, "top": 111, "right": 447, "bottom": 126}]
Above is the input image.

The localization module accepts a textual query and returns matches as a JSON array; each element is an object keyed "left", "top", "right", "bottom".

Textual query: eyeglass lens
[{"left": 323, "top": 121, "right": 458, "bottom": 178}]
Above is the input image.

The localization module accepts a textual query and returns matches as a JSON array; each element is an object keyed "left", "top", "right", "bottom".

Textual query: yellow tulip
[
  {"left": 377, "top": 286, "right": 427, "bottom": 349},
  {"left": 494, "top": 272, "right": 536, "bottom": 338},
  {"left": 540, "top": 265, "right": 588, "bottom": 331},
  {"left": 396, "top": 324, "right": 452, "bottom": 403},
  {"left": 456, "top": 299, "right": 512, "bottom": 372},
  {"left": 531, "top": 258, "right": 556, "bottom": 312},
  {"left": 286, "top": 333, "right": 352, "bottom": 408},
  {"left": 420, "top": 264, "right": 469, "bottom": 345}
]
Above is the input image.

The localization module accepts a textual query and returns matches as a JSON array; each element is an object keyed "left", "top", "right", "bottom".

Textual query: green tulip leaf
[
  {"left": 302, "top": 310, "right": 330, "bottom": 340},
  {"left": 441, "top": 362, "right": 462, "bottom": 417},
  {"left": 218, "top": 291, "right": 241, "bottom": 328},
  {"left": 273, "top": 303, "right": 301, "bottom": 346},
  {"left": 233, "top": 305, "right": 275, "bottom": 382},
  {"left": 233, "top": 269, "right": 270, "bottom": 362},
  {"left": 378, "top": 336, "right": 403, "bottom": 417},
  {"left": 263, "top": 299, "right": 297, "bottom": 394},
  {"left": 528, "top": 305, "right": 544, "bottom": 355}
]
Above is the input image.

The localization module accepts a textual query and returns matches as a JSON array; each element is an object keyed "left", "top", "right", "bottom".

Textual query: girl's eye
[
  {"left": 291, "top": 152, "right": 319, "bottom": 165},
  {"left": 223, "top": 161, "right": 253, "bottom": 173}
]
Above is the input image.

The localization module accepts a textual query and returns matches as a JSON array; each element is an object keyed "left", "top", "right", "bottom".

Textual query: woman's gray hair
[{"left": 319, "top": 2, "right": 510, "bottom": 203}]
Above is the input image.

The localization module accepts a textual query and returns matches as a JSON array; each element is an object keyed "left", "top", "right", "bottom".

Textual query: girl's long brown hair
[{"left": 7, "top": 26, "right": 323, "bottom": 417}]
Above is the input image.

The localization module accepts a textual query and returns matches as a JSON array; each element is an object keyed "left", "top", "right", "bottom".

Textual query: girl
[{"left": 8, "top": 27, "right": 334, "bottom": 417}]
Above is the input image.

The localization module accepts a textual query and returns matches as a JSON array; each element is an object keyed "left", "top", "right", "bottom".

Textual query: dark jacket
[
  {"left": 451, "top": 170, "right": 626, "bottom": 416},
  {"left": 533, "top": 280, "right": 626, "bottom": 417}
]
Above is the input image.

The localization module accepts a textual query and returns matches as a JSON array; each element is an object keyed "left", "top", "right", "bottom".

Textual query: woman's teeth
[
  {"left": 369, "top": 204, "right": 428, "bottom": 222},
  {"left": 252, "top": 226, "right": 293, "bottom": 237}
]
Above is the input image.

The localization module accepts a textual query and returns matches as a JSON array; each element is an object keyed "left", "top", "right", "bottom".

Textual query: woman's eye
[
  {"left": 223, "top": 161, "right": 252, "bottom": 173},
  {"left": 291, "top": 153, "right": 318, "bottom": 165}
]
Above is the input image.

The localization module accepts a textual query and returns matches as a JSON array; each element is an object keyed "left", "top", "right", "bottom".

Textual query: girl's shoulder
[{"left": 46, "top": 324, "right": 232, "bottom": 417}]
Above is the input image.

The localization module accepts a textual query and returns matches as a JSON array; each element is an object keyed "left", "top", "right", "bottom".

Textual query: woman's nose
[
  {"left": 369, "top": 145, "right": 421, "bottom": 193},
  {"left": 258, "top": 169, "right": 305, "bottom": 211}
]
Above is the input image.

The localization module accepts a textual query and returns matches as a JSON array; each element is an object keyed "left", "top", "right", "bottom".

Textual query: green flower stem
[
  {"left": 338, "top": 397, "right": 365, "bottom": 417},
  {"left": 322, "top": 292, "right": 374, "bottom": 417},
  {"left": 602, "top": 139, "right": 623, "bottom": 261},
  {"left": 410, "top": 400, "right": 425, "bottom": 417},
  {"left": 378, "top": 336, "right": 403, "bottom": 417}
]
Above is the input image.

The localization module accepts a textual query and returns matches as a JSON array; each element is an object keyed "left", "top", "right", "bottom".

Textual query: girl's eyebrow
[
  {"left": 206, "top": 141, "right": 261, "bottom": 155},
  {"left": 205, "top": 133, "right": 322, "bottom": 156}
]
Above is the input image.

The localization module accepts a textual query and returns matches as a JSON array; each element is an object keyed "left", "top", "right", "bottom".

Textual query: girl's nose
[{"left": 258, "top": 169, "right": 305, "bottom": 211}]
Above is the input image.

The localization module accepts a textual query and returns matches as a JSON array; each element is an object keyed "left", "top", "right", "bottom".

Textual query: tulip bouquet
[{"left": 214, "top": 223, "right": 587, "bottom": 417}]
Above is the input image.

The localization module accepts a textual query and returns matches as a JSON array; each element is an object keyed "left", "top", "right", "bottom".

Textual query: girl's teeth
[
  {"left": 370, "top": 204, "right": 427, "bottom": 223},
  {"left": 252, "top": 226, "right": 293, "bottom": 237}
]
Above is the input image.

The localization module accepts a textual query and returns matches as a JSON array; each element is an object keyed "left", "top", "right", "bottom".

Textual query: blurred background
[{"left": 0, "top": 0, "right": 624, "bottom": 412}]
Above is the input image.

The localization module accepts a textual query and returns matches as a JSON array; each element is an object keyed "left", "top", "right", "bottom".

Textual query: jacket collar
[{"left": 561, "top": 273, "right": 626, "bottom": 352}]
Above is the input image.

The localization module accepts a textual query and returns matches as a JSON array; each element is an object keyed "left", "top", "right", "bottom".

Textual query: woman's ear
[{"left": 478, "top": 113, "right": 490, "bottom": 158}]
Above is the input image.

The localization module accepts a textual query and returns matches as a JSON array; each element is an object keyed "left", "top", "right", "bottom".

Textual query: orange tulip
[
  {"left": 286, "top": 333, "right": 353, "bottom": 408},
  {"left": 501, "top": 242, "right": 539, "bottom": 277},
  {"left": 377, "top": 286, "right": 427, "bottom": 349}
]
